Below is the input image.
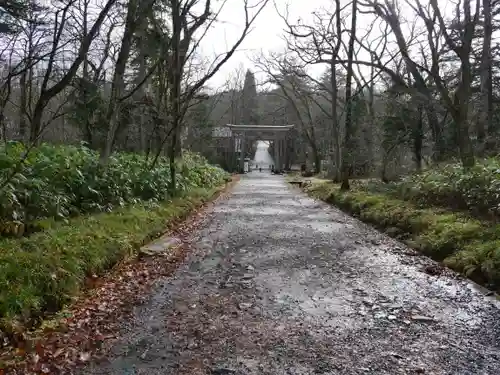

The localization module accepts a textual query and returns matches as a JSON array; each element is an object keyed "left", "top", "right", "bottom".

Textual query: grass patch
[
  {"left": 303, "top": 180, "right": 500, "bottom": 290},
  {"left": 0, "top": 185, "right": 225, "bottom": 334}
]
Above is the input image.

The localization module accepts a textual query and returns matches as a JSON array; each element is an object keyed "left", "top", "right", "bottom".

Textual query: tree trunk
[
  {"left": 18, "top": 70, "right": 28, "bottom": 141},
  {"left": 134, "top": 54, "right": 147, "bottom": 152},
  {"left": 169, "top": 0, "right": 182, "bottom": 192},
  {"left": 364, "top": 64, "right": 375, "bottom": 174},
  {"left": 381, "top": 158, "right": 389, "bottom": 183},
  {"left": 169, "top": 133, "right": 177, "bottom": 193},
  {"left": 30, "top": 0, "right": 117, "bottom": 144},
  {"left": 426, "top": 107, "right": 446, "bottom": 161},
  {"left": 173, "top": 123, "right": 182, "bottom": 158},
  {"left": 454, "top": 91, "right": 475, "bottom": 168},
  {"left": 330, "top": 60, "right": 342, "bottom": 183},
  {"left": 413, "top": 106, "right": 423, "bottom": 172},
  {"left": 29, "top": 99, "right": 45, "bottom": 144},
  {"left": 340, "top": 0, "right": 357, "bottom": 191},
  {"left": 311, "top": 144, "right": 321, "bottom": 174},
  {"left": 477, "top": 0, "right": 492, "bottom": 152},
  {"left": 100, "top": 0, "right": 137, "bottom": 163},
  {"left": 82, "top": 0, "right": 92, "bottom": 148}
]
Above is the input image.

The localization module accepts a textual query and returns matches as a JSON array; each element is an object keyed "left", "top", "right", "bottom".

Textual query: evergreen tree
[{"left": 240, "top": 69, "right": 259, "bottom": 124}]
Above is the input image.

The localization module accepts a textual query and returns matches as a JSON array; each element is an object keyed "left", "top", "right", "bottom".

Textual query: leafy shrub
[
  {"left": 393, "top": 158, "right": 500, "bottom": 219},
  {"left": 0, "top": 143, "right": 228, "bottom": 232},
  {"left": 447, "top": 240, "right": 500, "bottom": 287}
]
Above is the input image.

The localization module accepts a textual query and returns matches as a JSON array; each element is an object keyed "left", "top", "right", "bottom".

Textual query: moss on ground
[
  {"left": 303, "top": 180, "right": 500, "bottom": 290},
  {"left": 0, "top": 185, "right": 226, "bottom": 331}
]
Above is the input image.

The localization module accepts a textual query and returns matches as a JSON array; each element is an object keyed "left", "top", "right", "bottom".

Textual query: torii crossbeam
[{"left": 226, "top": 124, "right": 294, "bottom": 173}]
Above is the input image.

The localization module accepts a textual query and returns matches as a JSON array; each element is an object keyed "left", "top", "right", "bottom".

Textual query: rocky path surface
[{"left": 81, "top": 173, "right": 500, "bottom": 375}]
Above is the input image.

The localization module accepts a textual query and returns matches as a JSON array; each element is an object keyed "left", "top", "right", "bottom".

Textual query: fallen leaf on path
[{"left": 0, "top": 180, "right": 238, "bottom": 374}]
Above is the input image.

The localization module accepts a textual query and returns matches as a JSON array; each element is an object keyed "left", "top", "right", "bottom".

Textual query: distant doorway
[{"left": 226, "top": 124, "right": 294, "bottom": 173}]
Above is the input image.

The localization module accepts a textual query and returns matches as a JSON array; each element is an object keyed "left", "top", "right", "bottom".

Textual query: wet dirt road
[{"left": 82, "top": 173, "right": 500, "bottom": 375}]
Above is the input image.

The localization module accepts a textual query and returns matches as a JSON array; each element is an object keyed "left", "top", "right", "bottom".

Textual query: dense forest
[{"left": 1, "top": 0, "right": 500, "bottom": 369}]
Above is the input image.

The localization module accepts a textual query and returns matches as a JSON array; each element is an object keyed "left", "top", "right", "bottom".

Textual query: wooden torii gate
[{"left": 226, "top": 124, "right": 294, "bottom": 173}]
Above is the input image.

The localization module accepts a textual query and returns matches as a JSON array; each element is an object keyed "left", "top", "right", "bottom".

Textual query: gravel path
[{"left": 82, "top": 173, "right": 500, "bottom": 375}]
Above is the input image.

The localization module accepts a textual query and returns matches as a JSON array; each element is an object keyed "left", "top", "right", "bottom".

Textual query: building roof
[
  {"left": 212, "top": 124, "right": 295, "bottom": 138},
  {"left": 212, "top": 126, "right": 232, "bottom": 137},
  {"left": 226, "top": 124, "right": 294, "bottom": 131}
]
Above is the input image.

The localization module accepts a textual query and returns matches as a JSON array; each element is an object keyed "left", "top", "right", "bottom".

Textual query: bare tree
[
  {"left": 426, "top": 0, "right": 478, "bottom": 167},
  {"left": 165, "top": 0, "right": 270, "bottom": 190},
  {"left": 29, "top": 0, "right": 118, "bottom": 144},
  {"left": 278, "top": 1, "right": 346, "bottom": 180},
  {"left": 359, "top": 0, "right": 449, "bottom": 162},
  {"left": 100, "top": 0, "right": 154, "bottom": 162},
  {"left": 227, "top": 64, "right": 245, "bottom": 124},
  {"left": 340, "top": 0, "right": 358, "bottom": 190},
  {"left": 254, "top": 53, "right": 324, "bottom": 173}
]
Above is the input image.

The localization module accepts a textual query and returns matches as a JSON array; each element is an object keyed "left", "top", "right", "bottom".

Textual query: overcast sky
[
  {"left": 198, "top": 0, "right": 334, "bottom": 90},
  {"left": 196, "top": 0, "right": 463, "bottom": 92}
]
